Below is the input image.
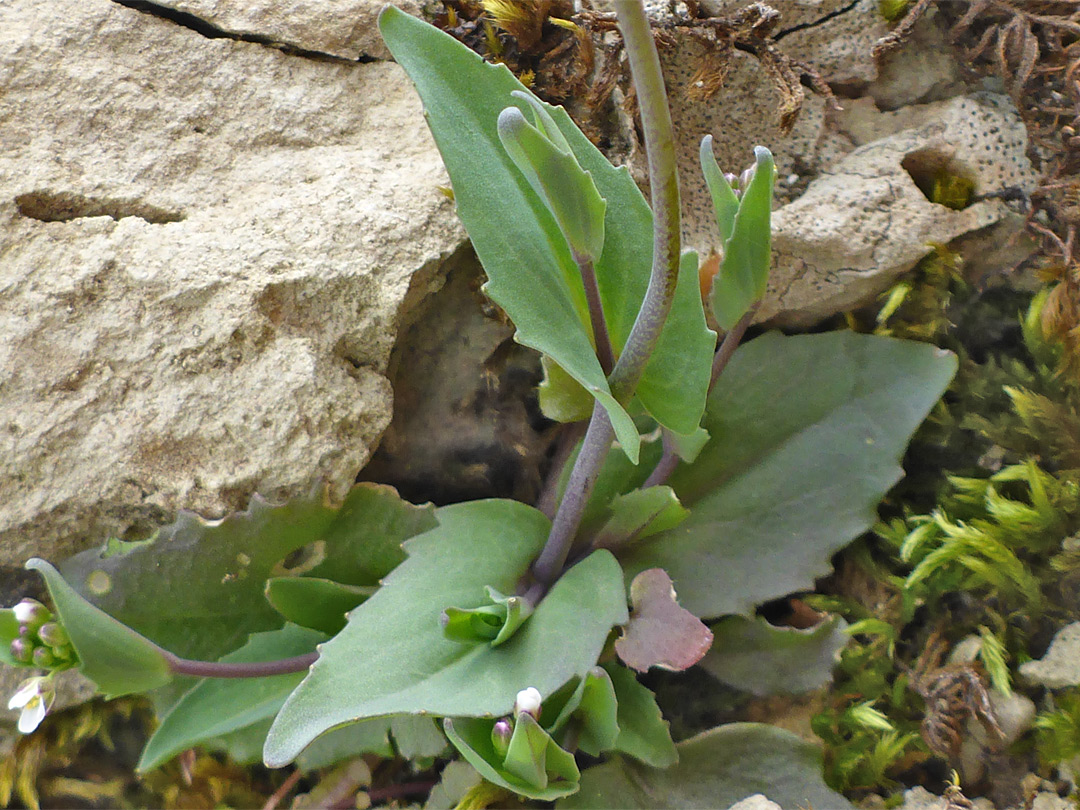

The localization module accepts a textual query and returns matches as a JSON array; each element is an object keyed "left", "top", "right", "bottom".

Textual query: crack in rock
[
  {"left": 15, "top": 191, "right": 184, "bottom": 224},
  {"left": 109, "top": 0, "right": 377, "bottom": 63},
  {"left": 775, "top": 0, "right": 863, "bottom": 40}
]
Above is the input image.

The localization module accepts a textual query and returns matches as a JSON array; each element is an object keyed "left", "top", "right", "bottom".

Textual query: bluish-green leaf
[
  {"left": 445, "top": 715, "right": 580, "bottom": 801},
  {"left": 498, "top": 102, "right": 606, "bottom": 263},
  {"left": 26, "top": 559, "right": 171, "bottom": 697},
  {"left": 379, "top": 7, "right": 713, "bottom": 457},
  {"left": 263, "top": 500, "right": 628, "bottom": 766},
  {"left": 710, "top": 147, "right": 776, "bottom": 330},
  {"left": 0, "top": 610, "right": 22, "bottom": 667},
  {"left": 621, "top": 332, "right": 957, "bottom": 618},
  {"left": 138, "top": 624, "right": 324, "bottom": 771},
  {"left": 443, "top": 587, "right": 534, "bottom": 647},
  {"left": 560, "top": 723, "right": 852, "bottom": 809},
  {"left": 265, "top": 578, "right": 375, "bottom": 636},
  {"left": 701, "top": 615, "right": 849, "bottom": 696},
  {"left": 58, "top": 483, "right": 433, "bottom": 664},
  {"left": 700, "top": 135, "right": 739, "bottom": 245},
  {"left": 594, "top": 487, "right": 688, "bottom": 550},
  {"left": 605, "top": 664, "right": 677, "bottom": 768}
]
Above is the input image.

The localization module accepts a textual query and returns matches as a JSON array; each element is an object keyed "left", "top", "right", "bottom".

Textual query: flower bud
[
  {"left": 739, "top": 166, "right": 756, "bottom": 192},
  {"left": 491, "top": 718, "right": 513, "bottom": 759},
  {"left": 36, "top": 623, "right": 68, "bottom": 650},
  {"left": 13, "top": 599, "right": 50, "bottom": 628},
  {"left": 10, "top": 638, "right": 32, "bottom": 665},
  {"left": 31, "top": 648, "right": 56, "bottom": 669},
  {"left": 514, "top": 686, "right": 542, "bottom": 720}
]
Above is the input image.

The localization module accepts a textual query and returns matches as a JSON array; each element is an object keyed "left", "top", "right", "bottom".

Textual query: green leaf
[
  {"left": 445, "top": 715, "right": 580, "bottom": 801},
  {"left": 699, "top": 135, "right": 739, "bottom": 244},
  {"left": 594, "top": 487, "right": 688, "bottom": 550},
  {"left": 263, "top": 500, "right": 628, "bottom": 766},
  {"left": 138, "top": 624, "right": 324, "bottom": 772},
  {"left": 442, "top": 587, "right": 534, "bottom": 647},
  {"left": 668, "top": 427, "right": 710, "bottom": 464},
  {"left": 391, "top": 715, "right": 449, "bottom": 758},
  {"left": 498, "top": 100, "right": 606, "bottom": 263},
  {"left": 0, "top": 609, "right": 22, "bottom": 667},
  {"left": 710, "top": 147, "right": 776, "bottom": 330},
  {"left": 58, "top": 483, "right": 433, "bottom": 663},
  {"left": 545, "top": 668, "right": 619, "bottom": 756},
  {"left": 701, "top": 615, "right": 849, "bottom": 696},
  {"left": 621, "top": 332, "right": 958, "bottom": 618},
  {"left": 604, "top": 664, "right": 677, "bottom": 768},
  {"left": 379, "top": 7, "right": 714, "bottom": 457},
  {"left": 560, "top": 723, "right": 853, "bottom": 809},
  {"left": 265, "top": 578, "right": 375, "bottom": 635},
  {"left": 25, "top": 559, "right": 171, "bottom": 697}
]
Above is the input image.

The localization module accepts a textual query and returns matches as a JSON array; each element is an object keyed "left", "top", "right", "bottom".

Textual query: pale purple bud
[
  {"left": 36, "top": 623, "right": 68, "bottom": 650},
  {"left": 723, "top": 172, "right": 739, "bottom": 188},
  {"left": 10, "top": 638, "right": 32, "bottom": 664},
  {"left": 31, "top": 648, "right": 55, "bottom": 669},
  {"left": 739, "top": 166, "right": 756, "bottom": 192},
  {"left": 491, "top": 718, "right": 513, "bottom": 759}
]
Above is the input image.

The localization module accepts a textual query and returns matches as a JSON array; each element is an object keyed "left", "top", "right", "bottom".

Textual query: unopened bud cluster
[
  {"left": 490, "top": 687, "right": 544, "bottom": 758},
  {"left": 724, "top": 165, "right": 757, "bottom": 200},
  {"left": 9, "top": 599, "right": 76, "bottom": 671}
]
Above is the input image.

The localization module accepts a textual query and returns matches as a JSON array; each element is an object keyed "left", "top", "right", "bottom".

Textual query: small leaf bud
[
  {"left": 514, "top": 686, "right": 542, "bottom": 720},
  {"left": 13, "top": 599, "right": 50, "bottom": 628},
  {"left": 36, "top": 623, "right": 69, "bottom": 650},
  {"left": 10, "top": 638, "right": 32, "bottom": 665},
  {"left": 31, "top": 648, "right": 56, "bottom": 669},
  {"left": 491, "top": 718, "right": 513, "bottom": 759}
]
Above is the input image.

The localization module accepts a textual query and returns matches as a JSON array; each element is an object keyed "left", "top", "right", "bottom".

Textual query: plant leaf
[
  {"left": 701, "top": 615, "right": 849, "bottom": 696},
  {"left": 138, "top": 624, "right": 324, "bottom": 771},
  {"left": 545, "top": 668, "right": 619, "bottom": 756},
  {"left": 263, "top": 500, "right": 628, "bottom": 766},
  {"left": 711, "top": 147, "right": 775, "bottom": 330},
  {"left": 58, "top": 483, "right": 433, "bottom": 663},
  {"left": 594, "top": 487, "right": 688, "bottom": 550},
  {"left": 559, "top": 723, "right": 853, "bottom": 809},
  {"left": 604, "top": 664, "right": 678, "bottom": 767},
  {"left": 442, "top": 587, "right": 534, "bottom": 647},
  {"left": 25, "top": 559, "right": 171, "bottom": 697},
  {"left": 379, "top": 7, "right": 714, "bottom": 457},
  {"left": 0, "top": 610, "right": 22, "bottom": 667},
  {"left": 699, "top": 135, "right": 739, "bottom": 245},
  {"left": 264, "top": 578, "right": 375, "bottom": 635},
  {"left": 615, "top": 569, "right": 712, "bottom": 672},
  {"left": 621, "top": 332, "right": 957, "bottom": 618},
  {"left": 498, "top": 100, "right": 606, "bottom": 263},
  {"left": 445, "top": 715, "right": 580, "bottom": 801}
]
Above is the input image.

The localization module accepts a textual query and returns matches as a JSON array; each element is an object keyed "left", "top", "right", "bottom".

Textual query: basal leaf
[
  {"left": 699, "top": 135, "right": 739, "bottom": 244},
  {"left": 58, "top": 483, "right": 433, "bottom": 663},
  {"left": 263, "top": 500, "right": 627, "bottom": 766},
  {"left": 138, "top": 624, "right": 324, "bottom": 771},
  {"left": 26, "top": 559, "right": 171, "bottom": 697},
  {"left": 604, "top": 664, "right": 677, "bottom": 768},
  {"left": 701, "top": 615, "right": 849, "bottom": 696},
  {"left": 560, "top": 723, "right": 852, "bottom": 809},
  {"left": 594, "top": 487, "right": 688, "bottom": 550},
  {"left": 379, "top": 8, "right": 713, "bottom": 457},
  {"left": 264, "top": 578, "right": 375, "bottom": 636},
  {"left": 621, "top": 332, "right": 957, "bottom": 618}
]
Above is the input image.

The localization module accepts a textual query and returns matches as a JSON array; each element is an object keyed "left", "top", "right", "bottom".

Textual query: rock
[
  {"left": 138, "top": 0, "right": 421, "bottom": 61},
  {"left": 896, "top": 786, "right": 994, "bottom": 810},
  {"left": 726, "top": 795, "right": 781, "bottom": 810},
  {"left": 1021, "top": 622, "right": 1080, "bottom": 688},
  {"left": 0, "top": 0, "right": 462, "bottom": 568},
  {"left": 765, "top": 92, "right": 1037, "bottom": 326}
]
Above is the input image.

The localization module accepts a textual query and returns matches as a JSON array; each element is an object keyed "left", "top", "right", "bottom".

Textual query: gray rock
[
  {"left": 726, "top": 795, "right": 782, "bottom": 810},
  {"left": 1021, "top": 622, "right": 1080, "bottom": 688},
  {"left": 0, "top": 0, "right": 462, "bottom": 568}
]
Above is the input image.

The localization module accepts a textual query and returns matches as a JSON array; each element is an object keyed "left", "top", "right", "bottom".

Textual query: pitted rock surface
[{"left": 0, "top": 0, "right": 462, "bottom": 566}]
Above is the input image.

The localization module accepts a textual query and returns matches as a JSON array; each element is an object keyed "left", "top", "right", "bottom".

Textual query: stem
[
  {"left": 710, "top": 305, "right": 756, "bottom": 388},
  {"left": 532, "top": 1, "right": 679, "bottom": 585},
  {"left": 531, "top": 405, "right": 614, "bottom": 585},
  {"left": 641, "top": 430, "right": 679, "bottom": 489},
  {"left": 164, "top": 650, "right": 317, "bottom": 679},
  {"left": 575, "top": 252, "right": 615, "bottom": 374},
  {"left": 537, "top": 421, "right": 588, "bottom": 519},
  {"left": 606, "top": 0, "right": 681, "bottom": 403},
  {"left": 262, "top": 769, "right": 304, "bottom": 810}
]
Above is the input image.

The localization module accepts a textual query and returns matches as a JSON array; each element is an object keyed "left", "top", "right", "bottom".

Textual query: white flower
[
  {"left": 514, "top": 686, "right": 542, "bottom": 720},
  {"left": 8, "top": 676, "right": 54, "bottom": 734},
  {"left": 12, "top": 599, "right": 46, "bottom": 625}
]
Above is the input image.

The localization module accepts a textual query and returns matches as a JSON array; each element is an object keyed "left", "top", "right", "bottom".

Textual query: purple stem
[
  {"left": 164, "top": 650, "right": 317, "bottom": 679},
  {"left": 575, "top": 252, "right": 615, "bottom": 374}
]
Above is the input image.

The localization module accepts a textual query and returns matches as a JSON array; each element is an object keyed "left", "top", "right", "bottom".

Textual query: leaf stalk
[{"left": 163, "top": 650, "right": 317, "bottom": 679}]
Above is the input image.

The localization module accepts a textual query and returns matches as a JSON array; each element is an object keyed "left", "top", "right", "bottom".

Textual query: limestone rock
[
  {"left": 766, "top": 92, "right": 1036, "bottom": 326},
  {"left": 1021, "top": 622, "right": 1080, "bottom": 688},
  {"left": 0, "top": 0, "right": 463, "bottom": 567},
  {"left": 142, "top": 0, "right": 422, "bottom": 60},
  {"left": 726, "top": 795, "right": 781, "bottom": 810}
]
